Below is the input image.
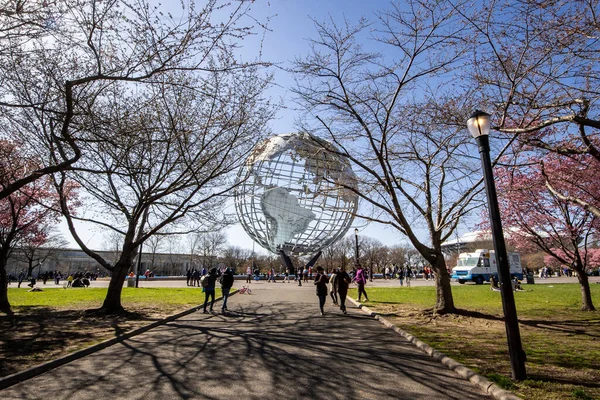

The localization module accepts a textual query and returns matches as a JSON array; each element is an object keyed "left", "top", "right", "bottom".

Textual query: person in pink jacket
[{"left": 353, "top": 264, "right": 369, "bottom": 302}]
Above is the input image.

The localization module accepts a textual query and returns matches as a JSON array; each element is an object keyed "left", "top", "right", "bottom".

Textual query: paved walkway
[{"left": 1, "top": 284, "right": 492, "bottom": 399}]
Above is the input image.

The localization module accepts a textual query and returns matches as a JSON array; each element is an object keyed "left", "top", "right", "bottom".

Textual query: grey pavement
[{"left": 0, "top": 283, "right": 495, "bottom": 399}]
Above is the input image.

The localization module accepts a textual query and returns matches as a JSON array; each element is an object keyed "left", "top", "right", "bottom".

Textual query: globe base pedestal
[{"left": 278, "top": 250, "right": 322, "bottom": 275}]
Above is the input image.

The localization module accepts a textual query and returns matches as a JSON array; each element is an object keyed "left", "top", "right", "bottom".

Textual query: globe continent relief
[{"left": 234, "top": 133, "right": 359, "bottom": 256}]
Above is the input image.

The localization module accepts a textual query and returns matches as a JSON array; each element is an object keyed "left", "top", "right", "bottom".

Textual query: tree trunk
[
  {"left": 0, "top": 264, "right": 11, "bottom": 314},
  {"left": 100, "top": 261, "right": 129, "bottom": 314},
  {"left": 0, "top": 251, "right": 13, "bottom": 315},
  {"left": 574, "top": 263, "right": 596, "bottom": 311},
  {"left": 27, "top": 260, "right": 34, "bottom": 279},
  {"left": 432, "top": 255, "right": 456, "bottom": 314}
]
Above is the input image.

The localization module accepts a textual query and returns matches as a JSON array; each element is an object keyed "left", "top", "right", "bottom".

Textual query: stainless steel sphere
[{"left": 234, "top": 132, "right": 358, "bottom": 256}]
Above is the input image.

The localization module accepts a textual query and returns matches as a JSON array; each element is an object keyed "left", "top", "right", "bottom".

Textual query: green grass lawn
[
  {"left": 349, "top": 283, "right": 600, "bottom": 400},
  {"left": 8, "top": 286, "right": 220, "bottom": 311},
  {"left": 351, "top": 283, "right": 598, "bottom": 317}
]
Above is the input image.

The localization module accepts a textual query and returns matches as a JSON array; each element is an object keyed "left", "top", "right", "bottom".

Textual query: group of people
[
  {"left": 313, "top": 264, "right": 370, "bottom": 316},
  {"left": 186, "top": 267, "right": 208, "bottom": 286},
  {"left": 201, "top": 267, "right": 234, "bottom": 314},
  {"left": 9, "top": 270, "right": 97, "bottom": 288}
]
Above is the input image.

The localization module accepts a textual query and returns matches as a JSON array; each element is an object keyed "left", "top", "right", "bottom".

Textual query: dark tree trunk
[
  {"left": 432, "top": 255, "right": 456, "bottom": 314},
  {"left": 27, "top": 260, "right": 35, "bottom": 278},
  {"left": 0, "top": 251, "right": 13, "bottom": 315},
  {"left": 0, "top": 266, "right": 11, "bottom": 314},
  {"left": 100, "top": 260, "right": 130, "bottom": 314},
  {"left": 574, "top": 261, "right": 595, "bottom": 311}
]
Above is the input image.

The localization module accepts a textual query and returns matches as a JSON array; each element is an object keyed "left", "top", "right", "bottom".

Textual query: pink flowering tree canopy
[
  {"left": 0, "top": 140, "right": 78, "bottom": 313},
  {"left": 494, "top": 149, "right": 598, "bottom": 310}
]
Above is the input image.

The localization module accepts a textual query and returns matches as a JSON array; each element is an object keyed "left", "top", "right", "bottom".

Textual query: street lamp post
[
  {"left": 135, "top": 241, "right": 143, "bottom": 288},
  {"left": 354, "top": 228, "right": 360, "bottom": 264},
  {"left": 467, "top": 110, "right": 527, "bottom": 380}
]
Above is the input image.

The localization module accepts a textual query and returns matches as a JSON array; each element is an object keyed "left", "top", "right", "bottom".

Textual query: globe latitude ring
[{"left": 234, "top": 132, "right": 359, "bottom": 256}]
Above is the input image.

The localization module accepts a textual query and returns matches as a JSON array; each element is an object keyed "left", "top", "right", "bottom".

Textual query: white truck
[{"left": 451, "top": 249, "right": 523, "bottom": 284}]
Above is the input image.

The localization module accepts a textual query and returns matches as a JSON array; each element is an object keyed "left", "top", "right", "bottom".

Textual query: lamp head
[
  {"left": 354, "top": 228, "right": 358, "bottom": 235},
  {"left": 467, "top": 110, "right": 491, "bottom": 139}
]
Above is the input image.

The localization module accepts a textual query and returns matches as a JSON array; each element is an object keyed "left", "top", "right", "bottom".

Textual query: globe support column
[{"left": 279, "top": 250, "right": 295, "bottom": 276}]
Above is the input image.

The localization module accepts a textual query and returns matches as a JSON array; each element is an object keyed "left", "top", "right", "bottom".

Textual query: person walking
[
  {"left": 398, "top": 266, "right": 404, "bottom": 287},
  {"left": 219, "top": 268, "right": 234, "bottom": 313},
  {"left": 17, "top": 271, "right": 25, "bottom": 288},
  {"left": 297, "top": 266, "right": 303, "bottom": 286},
  {"left": 404, "top": 265, "right": 411, "bottom": 287},
  {"left": 329, "top": 268, "right": 338, "bottom": 305},
  {"left": 203, "top": 267, "right": 219, "bottom": 313},
  {"left": 314, "top": 266, "right": 329, "bottom": 315},
  {"left": 336, "top": 266, "right": 351, "bottom": 314},
  {"left": 246, "top": 266, "right": 252, "bottom": 284},
  {"left": 284, "top": 267, "right": 290, "bottom": 283},
  {"left": 353, "top": 264, "right": 369, "bottom": 302}
]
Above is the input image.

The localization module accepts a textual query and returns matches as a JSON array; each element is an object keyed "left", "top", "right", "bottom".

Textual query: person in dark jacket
[
  {"left": 220, "top": 268, "right": 234, "bottom": 312},
  {"left": 336, "top": 266, "right": 351, "bottom": 314},
  {"left": 314, "top": 266, "right": 329, "bottom": 315},
  {"left": 203, "top": 267, "right": 219, "bottom": 313}
]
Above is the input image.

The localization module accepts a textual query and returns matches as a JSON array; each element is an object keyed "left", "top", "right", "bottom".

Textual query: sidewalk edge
[
  {"left": 349, "top": 299, "right": 521, "bottom": 400},
  {"left": 0, "top": 290, "right": 236, "bottom": 391}
]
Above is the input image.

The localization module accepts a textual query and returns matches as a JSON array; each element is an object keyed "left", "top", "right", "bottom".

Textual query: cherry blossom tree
[
  {"left": 0, "top": 140, "right": 78, "bottom": 314},
  {"left": 495, "top": 154, "right": 597, "bottom": 311}
]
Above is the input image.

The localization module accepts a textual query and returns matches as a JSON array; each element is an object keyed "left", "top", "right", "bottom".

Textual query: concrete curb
[
  {"left": 0, "top": 290, "right": 237, "bottom": 391},
  {"left": 349, "top": 299, "right": 521, "bottom": 400}
]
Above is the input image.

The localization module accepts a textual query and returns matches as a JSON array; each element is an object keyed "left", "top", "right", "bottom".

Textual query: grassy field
[
  {"left": 7, "top": 286, "right": 217, "bottom": 310},
  {"left": 348, "top": 283, "right": 600, "bottom": 400}
]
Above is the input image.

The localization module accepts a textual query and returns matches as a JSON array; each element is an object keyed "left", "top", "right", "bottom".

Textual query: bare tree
[
  {"left": 145, "top": 233, "right": 165, "bottom": 272},
  {"left": 1, "top": 0, "right": 270, "bottom": 202},
  {"left": 222, "top": 245, "right": 251, "bottom": 274},
  {"left": 322, "top": 236, "right": 354, "bottom": 272},
  {"left": 54, "top": 30, "right": 273, "bottom": 314},
  {"left": 197, "top": 231, "right": 228, "bottom": 271},
  {"left": 457, "top": 0, "right": 600, "bottom": 217},
  {"left": 388, "top": 245, "right": 408, "bottom": 267},
  {"left": 19, "top": 230, "right": 69, "bottom": 279},
  {"left": 292, "top": 1, "right": 495, "bottom": 313}
]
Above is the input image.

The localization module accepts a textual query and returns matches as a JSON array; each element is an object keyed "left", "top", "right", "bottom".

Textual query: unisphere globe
[{"left": 234, "top": 132, "right": 359, "bottom": 256}]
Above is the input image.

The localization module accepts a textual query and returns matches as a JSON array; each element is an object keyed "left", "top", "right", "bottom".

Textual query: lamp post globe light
[{"left": 467, "top": 110, "right": 527, "bottom": 380}]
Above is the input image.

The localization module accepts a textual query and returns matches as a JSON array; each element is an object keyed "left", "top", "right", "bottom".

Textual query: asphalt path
[{"left": 1, "top": 282, "right": 496, "bottom": 399}]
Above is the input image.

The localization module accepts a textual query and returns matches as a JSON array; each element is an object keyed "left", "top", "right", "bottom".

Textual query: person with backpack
[
  {"left": 202, "top": 267, "right": 219, "bottom": 313},
  {"left": 313, "top": 266, "right": 329, "bottom": 315},
  {"left": 219, "top": 268, "right": 234, "bottom": 313}
]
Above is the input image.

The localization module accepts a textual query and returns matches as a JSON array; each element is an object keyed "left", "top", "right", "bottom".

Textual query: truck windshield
[{"left": 457, "top": 257, "right": 480, "bottom": 267}]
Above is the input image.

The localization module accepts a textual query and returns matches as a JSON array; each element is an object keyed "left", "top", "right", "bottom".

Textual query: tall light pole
[
  {"left": 135, "top": 241, "right": 143, "bottom": 288},
  {"left": 468, "top": 110, "right": 527, "bottom": 380},
  {"left": 354, "top": 228, "right": 360, "bottom": 265}
]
